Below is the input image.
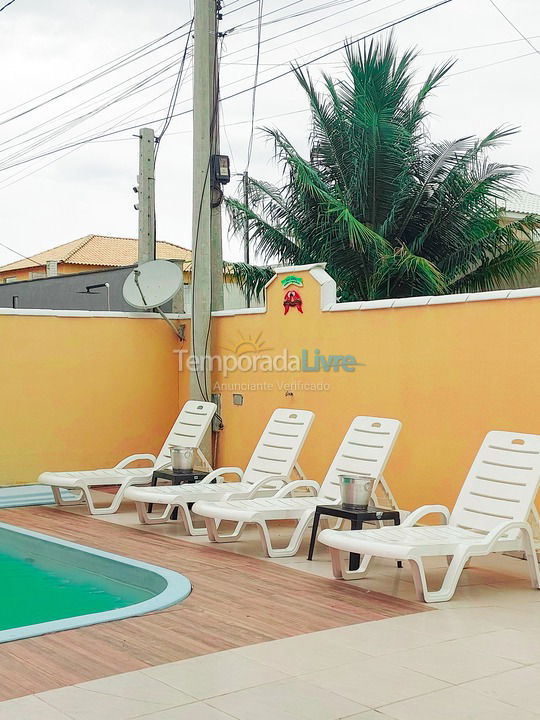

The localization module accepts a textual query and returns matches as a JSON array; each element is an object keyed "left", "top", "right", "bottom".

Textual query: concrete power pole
[
  {"left": 243, "top": 170, "right": 250, "bottom": 308},
  {"left": 190, "top": 0, "right": 223, "bottom": 405},
  {"left": 137, "top": 127, "right": 156, "bottom": 265}
]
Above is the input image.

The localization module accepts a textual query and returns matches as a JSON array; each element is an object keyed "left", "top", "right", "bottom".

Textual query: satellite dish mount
[{"left": 122, "top": 260, "right": 184, "bottom": 339}]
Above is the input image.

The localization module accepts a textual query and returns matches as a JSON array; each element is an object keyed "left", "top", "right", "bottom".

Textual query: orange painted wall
[
  {"left": 1, "top": 267, "right": 539, "bottom": 515},
  {"left": 0, "top": 263, "right": 106, "bottom": 283},
  {"left": 211, "top": 270, "right": 540, "bottom": 512},
  {"left": 0, "top": 313, "right": 182, "bottom": 485}
]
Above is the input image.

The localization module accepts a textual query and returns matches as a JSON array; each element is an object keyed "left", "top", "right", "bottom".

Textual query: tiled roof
[
  {"left": 0, "top": 235, "right": 192, "bottom": 273},
  {"left": 502, "top": 190, "right": 540, "bottom": 215}
]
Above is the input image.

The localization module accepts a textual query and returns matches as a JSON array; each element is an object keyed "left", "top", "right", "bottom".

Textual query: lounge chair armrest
[
  {"left": 483, "top": 520, "right": 533, "bottom": 549},
  {"left": 201, "top": 467, "right": 244, "bottom": 484},
  {"left": 115, "top": 453, "right": 156, "bottom": 469},
  {"left": 401, "top": 504, "right": 450, "bottom": 527},
  {"left": 242, "top": 475, "right": 291, "bottom": 498},
  {"left": 273, "top": 480, "right": 320, "bottom": 498}
]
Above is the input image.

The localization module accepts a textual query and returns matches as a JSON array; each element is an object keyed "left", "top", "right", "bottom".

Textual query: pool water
[
  {"left": 0, "top": 522, "right": 191, "bottom": 642},
  {"left": 0, "top": 548, "right": 153, "bottom": 631}
]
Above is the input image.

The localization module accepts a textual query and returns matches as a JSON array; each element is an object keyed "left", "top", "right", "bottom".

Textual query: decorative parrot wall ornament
[
  {"left": 283, "top": 289, "right": 303, "bottom": 314},
  {"left": 281, "top": 275, "right": 304, "bottom": 315}
]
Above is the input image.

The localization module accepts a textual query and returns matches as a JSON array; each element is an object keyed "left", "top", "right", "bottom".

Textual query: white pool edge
[{"left": 0, "top": 521, "right": 191, "bottom": 643}]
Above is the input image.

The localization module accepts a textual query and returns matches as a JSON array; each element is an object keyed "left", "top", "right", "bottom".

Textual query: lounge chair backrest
[
  {"left": 319, "top": 416, "right": 402, "bottom": 501},
  {"left": 243, "top": 409, "right": 315, "bottom": 485},
  {"left": 450, "top": 430, "right": 540, "bottom": 539},
  {"left": 156, "top": 401, "right": 217, "bottom": 468}
]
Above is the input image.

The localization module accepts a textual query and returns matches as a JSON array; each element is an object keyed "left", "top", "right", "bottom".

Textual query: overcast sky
[{"left": 0, "top": 0, "right": 539, "bottom": 267}]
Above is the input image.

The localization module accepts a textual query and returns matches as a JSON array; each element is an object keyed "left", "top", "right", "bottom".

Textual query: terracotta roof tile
[{"left": 0, "top": 235, "right": 192, "bottom": 273}]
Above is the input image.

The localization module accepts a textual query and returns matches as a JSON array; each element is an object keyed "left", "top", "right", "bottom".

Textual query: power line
[
  {"left": 155, "top": 17, "right": 194, "bottom": 157},
  {"left": 0, "top": 24, "right": 194, "bottom": 128},
  {"left": 0, "top": 0, "right": 384, "bottom": 169},
  {"left": 222, "top": 0, "right": 456, "bottom": 103},
  {"left": 0, "top": 0, "right": 457, "bottom": 175},
  {"left": 487, "top": 0, "right": 539, "bottom": 56},
  {"left": 184, "top": 0, "right": 406, "bottom": 107},
  {"left": 0, "top": 241, "right": 41, "bottom": 267},
  {"left": 220, "top": 33, "right": 540, "bottom": 65},
  {"left": 0, "top": 0, "right": 16, "bottom": 12},
  {"left": 245, "top": 0, "right": 263, "bottom": 169},
  {"left": 0, "top": 50, "right": 192, "bottom": 162},
  {"left": 0, "top": 24, "right": 189, "bottom": 121}
]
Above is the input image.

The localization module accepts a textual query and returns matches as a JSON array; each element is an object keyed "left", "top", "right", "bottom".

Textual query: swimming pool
[{"left": 0, "top": 522, "right": 191, "bottom": 643}]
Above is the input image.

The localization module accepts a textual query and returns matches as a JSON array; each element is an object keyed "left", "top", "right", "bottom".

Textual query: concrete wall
[
  {"left": 1, "top": 265, "right": 539, "bottom": 519},
  {"left": 0, "top": 266, "right": 261, "bottom": 312},
  {"left": 0, "top": 267, "right": 137, "bottom": 312},
  {"left": 210, "top": 267, "right": 540, "bottom": 513},
  {"left": 0, "top": 310, "right": 182, "bottom": 485}
]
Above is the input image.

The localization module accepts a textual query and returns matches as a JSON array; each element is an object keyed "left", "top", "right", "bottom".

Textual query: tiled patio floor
[{"left": 2, "top": 500, "right": 540, "bottom": 719}]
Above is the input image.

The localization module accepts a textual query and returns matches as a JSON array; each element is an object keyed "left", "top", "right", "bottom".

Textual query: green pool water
[{"left": 0, "top": 547, "right": 154, "bottom": 631}]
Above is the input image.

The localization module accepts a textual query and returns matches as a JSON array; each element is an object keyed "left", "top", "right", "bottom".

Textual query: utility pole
[
  {"left": 242, "top": 170, "right": 250, "bottom": 308},
  {"left": 137, "top": 127, "right": 156, "bottom": 265},
  {"left": 211, "top": 109, "right": 224, "bottom": 312},
  {"left": 190, "top": 0, "right": 221, "bottom": 405}
]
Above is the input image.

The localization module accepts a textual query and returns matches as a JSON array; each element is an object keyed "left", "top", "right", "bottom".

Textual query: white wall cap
[
  {"left": 427, "top": 293, "right": 470, "bottom": 305},
  {"left": 465, "top": 290, "right": 511, "bottom": 302},
  {"left": 359, "top": 298, "right": 396, "bottom": 310},
  {"left": 273, "top": 263, "right": 327, "bottom": 275},
  {"left": 507, "top": 287, "right": 540, "bottom": 299},
  {"left": 392, "top": 296, "right": 432, "bottom": 308}
]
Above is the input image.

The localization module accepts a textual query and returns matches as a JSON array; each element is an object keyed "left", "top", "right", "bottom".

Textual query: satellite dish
[{"left": 123, "top": 260, "right": 182, "bottom": 310}]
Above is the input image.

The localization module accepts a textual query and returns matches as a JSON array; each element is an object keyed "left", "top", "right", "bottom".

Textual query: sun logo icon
[{"left": 223, "top": 331, "right": 273, "bottom": 356}]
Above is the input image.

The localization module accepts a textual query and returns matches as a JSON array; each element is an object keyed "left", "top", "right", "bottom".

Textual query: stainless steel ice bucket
[
  {"left": 339, "top": 474, "right": 375, "bottom": 510},
  {"left": 169, "top": 445, "right": 195, "bottom": 472}
]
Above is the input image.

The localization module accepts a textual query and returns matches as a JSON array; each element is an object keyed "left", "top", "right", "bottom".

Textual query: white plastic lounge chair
[
  {"left": 125, "top": 408, "right": 315, "bottom": 535},
  {"left": 193, "top": 416, "right": 401, "bottom": 556},
  {"left": 38, "top": 400, "right": 216, "bottom": 515},
  {"left": 319, "top": 430, "right": 540, "bottom": 603}
]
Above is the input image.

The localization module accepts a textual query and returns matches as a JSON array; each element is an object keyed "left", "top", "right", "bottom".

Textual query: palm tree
[{"left": 227, "top": 36, "right": 539, "bottom": 302}]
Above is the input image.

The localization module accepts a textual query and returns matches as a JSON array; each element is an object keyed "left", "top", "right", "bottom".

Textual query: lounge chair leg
[
  {"left": 78, "top": 480, "right": 138, "bottom": 516},
  {"left": 408, "top": 558, "right": 430, "bottom": 602},
  {"left": 329, "top": 546, "right": 345, "bottom": 579},
  {"left": 253, "top": 514, "right": 316, "bottom": 558},
  {"left": 410, "top": 553, "right": 469, "bottom": 603},
  {"left": 204, "top": 517, "right": 246, "bottom": 543},
  {"left": 51, "top": 486, "right": 85, "bottom": 507},
  {"left": 136, "top": 501, "right": 175, "bottom": 525},
  {"left": 180, "top": 505, "right": 210, "bottom": 536},
  {"left": 521, "top": 527, "right": 540, "bottom": 589}
]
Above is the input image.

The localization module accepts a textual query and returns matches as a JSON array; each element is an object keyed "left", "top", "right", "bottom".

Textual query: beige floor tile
[
  {"left": 235, "top": 632, "right": 371, "bottom": 675},
  {"left": 75, "top": 670, "right": 196, "bottom": 706},
  {"left": 379, "top": 685, "right": 540, "bottom": 720},
  {"left": 313, "top": 621, "right": 433, "bottom": 656},
  {"left": 301, "top": 657, "right": 447, "bottom": 708},
  {"left": 36, "top": 685, "right": 175, "bottom": 720},
  {"left": 444, "top": 628, "right": 540, "bottom": 665},
  {"left": 0, "top": 696, "right": 72, "bottom": 720},
  {"left": 132, "top": 703, "right": 236, "bottom": 719},
  {"left": 464, "top": 664, "right": 540, "bottom": 713},
  {"left": 383, "top": 641, "right": 520, "bottom": 684},
  {"left": 373, "top": 607, "right": 512, "bottom": 640},
  {"left": 142, "top": 650, "right": 289, "bottom": 699},
  {"left": 207, "top": 678, "right": 368, "bottom": 719},
  {"left": 341, "top": 713, "right": 394, "bottom": 720}
]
